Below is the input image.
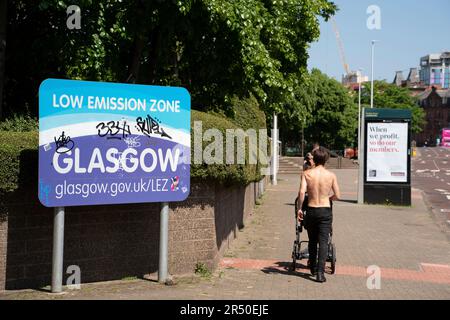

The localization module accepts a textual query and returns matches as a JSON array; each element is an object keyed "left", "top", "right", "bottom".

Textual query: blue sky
[{"left": 308, "top": 0, "right": 450, "bottom": 82}]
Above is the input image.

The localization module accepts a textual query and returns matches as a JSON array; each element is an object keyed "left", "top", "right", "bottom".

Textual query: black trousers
[{"left": 305, "top": 207, "right": 332, "bottom": 273}]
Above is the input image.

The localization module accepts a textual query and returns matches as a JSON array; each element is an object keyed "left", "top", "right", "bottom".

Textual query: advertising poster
[
  {"left": 38, "top": 79, "right": 191, "bottom": 207},
  {"left": 366, "top": 122, "right": 408, "bottom": 183}
]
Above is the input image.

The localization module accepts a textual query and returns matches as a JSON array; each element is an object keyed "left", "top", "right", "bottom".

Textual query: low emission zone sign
[{"left": 38, "top": 79, "right": 191, "bottom": 207}]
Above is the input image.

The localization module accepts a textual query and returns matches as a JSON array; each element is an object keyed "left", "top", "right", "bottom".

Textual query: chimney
[
  {"left": 407, "top": 68, "right": 419, "bottom": 83},
  {"left": 393, "top": 71, "right": 404, "bottom": 86}
]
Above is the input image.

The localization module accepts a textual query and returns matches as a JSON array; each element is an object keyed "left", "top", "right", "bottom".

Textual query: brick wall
[
  {"left": 0, "top": 217, "right": 6, "bottom": 290},
  {"left": 0, "top": 177, "right": 267, "bottom": 290},
  {"left": 169, "top": 182, "right": 216, "bottom": 274}
]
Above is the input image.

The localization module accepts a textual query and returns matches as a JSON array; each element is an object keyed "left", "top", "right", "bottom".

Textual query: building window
[
  {"left": 421, "top": 67, "right": 431, "bottom": 85},
  {"left": 432, "top": 69, "right": 441, "bottom": 85},
  {"left": 445, "top": 68, "right": 450, "bottom": 89}
]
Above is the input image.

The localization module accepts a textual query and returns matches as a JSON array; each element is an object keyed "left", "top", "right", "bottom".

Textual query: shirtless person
[{"left": 297, "top": 147, "right": 341, "bottom": 283}]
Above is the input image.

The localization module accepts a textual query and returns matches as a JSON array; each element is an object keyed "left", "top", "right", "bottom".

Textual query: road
[{"left": 412, "top": 147, "right": 450, "bottom": 232}]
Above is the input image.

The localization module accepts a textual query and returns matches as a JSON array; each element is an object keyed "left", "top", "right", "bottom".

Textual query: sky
[{"left": 308, "top": 0, "right": 450, "bottom": 82}]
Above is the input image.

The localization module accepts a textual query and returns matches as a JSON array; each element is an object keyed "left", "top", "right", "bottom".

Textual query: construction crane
[{"left": 331, "top": 17, "right": 350, "bottom": 76}]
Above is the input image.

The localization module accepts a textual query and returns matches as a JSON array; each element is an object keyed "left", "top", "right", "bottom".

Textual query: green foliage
[
  {"left": 194, "top": 262, "right": 212, "bottom": 278},
  {"left": 307, "top": 69, "right": 358, "bottom": 149},
  {"left": 191, "top": 0, "right": 337, "bottom": 113},
  {"left": 191, "top": 107, "right": 266, "bottom": 186},
  {"left": 360, "top": 81, "right": 426, "bottom": 134},
  {"left": 5, "top": 0, "right": 336, "bottom": 118},
  {"left": 228, "top": 94, "right": 266, "bottom": 131},
  {"left": 0, "top": 131, "right": 38, "bottom": 192},
  {"left": 0, "top": 114, "right": 38, "bottom": 132},
  {"left": 279, "top": 69, "right": 358, "bottom": 150}
]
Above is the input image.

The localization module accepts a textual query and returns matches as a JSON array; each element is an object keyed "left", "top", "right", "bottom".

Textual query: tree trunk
[
  {"left": 147, "top": 27, "right": 160, "bottom": 84},
  {"left": 0, "top": 0, "right": 7, "bottom": 119},
  {"left": 127, "top": 36, "right": 145, "bottom": 83},
  {"left": 126, "top": 1, "right": 147, "bottom": 84}
]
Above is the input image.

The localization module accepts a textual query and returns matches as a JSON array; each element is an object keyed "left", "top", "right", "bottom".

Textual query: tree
[
  {"left": 185, "top": 0, "right": 337, "bottom": 114},
  {"left": 4, "top": 0, "right": 337, "bottom": 118},
  {"left": 279, "top": 69, "right": 358, "bottom": 151},
  {"left": 359, "top": 81, "right": 426, "bottom": 133},
  {"left": 0, "top": 0, "right": 6, "bottom": 119},
  {"left": 306, "top": 69, "right": 357, "bottom": 149},
  {"left": 278, "top": 71, "right": 315, "bottom": 152}
]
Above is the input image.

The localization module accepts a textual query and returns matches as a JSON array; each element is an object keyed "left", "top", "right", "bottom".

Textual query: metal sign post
[
  {"left": 158, "top": 202, "right": 169, "bottom": 283},
  {"left": 51, "top": 206, "right": 65, "bottom": 293}
]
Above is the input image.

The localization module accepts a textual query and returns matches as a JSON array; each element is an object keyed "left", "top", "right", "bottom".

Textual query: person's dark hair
[
  {"left": 313, "top": 146, "right": 329, "bottom": 166},
  {"left": 312, "top": 142, "right": 320, "bottom": 149}
]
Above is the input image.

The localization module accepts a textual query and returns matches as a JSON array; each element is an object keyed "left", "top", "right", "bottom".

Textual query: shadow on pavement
[
  {"left": 260, "top": 261, "right": 317, "bottom": 282},
  {"left": 284, "top": 203, "right": 296, "bottom": 206},
  {"left": 337, "top": 199, "right": 357, "bottom": 204}
]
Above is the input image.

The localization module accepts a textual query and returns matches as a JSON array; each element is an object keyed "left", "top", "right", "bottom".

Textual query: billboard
[
  {"left": 366, "top": 122, "right": 408, "bottom": 183},
  {"left": 38, "top": 79, "right": 191, "bottom": 207},
  {"left": 441, "top": 128, "right": 450, "bottom": 147}
]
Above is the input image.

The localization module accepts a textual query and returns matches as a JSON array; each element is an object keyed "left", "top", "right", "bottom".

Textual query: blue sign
[{"left": 38, "top": 79, "right": 191, "bottom": 207}]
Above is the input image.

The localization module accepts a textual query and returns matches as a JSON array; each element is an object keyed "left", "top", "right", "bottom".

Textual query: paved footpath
[{"left": 1, "top": 170, "right": 449, "bottom": 300}]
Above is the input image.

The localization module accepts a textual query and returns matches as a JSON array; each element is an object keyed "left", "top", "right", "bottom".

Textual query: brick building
[
  {"left": 414, "top": 87, "right": 450, "bottom": 146},
  {"left": 392, "top": 52, "right": 450, "bottom": 146}
]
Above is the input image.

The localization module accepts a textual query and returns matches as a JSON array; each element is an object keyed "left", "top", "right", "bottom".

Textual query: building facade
[
  {"left": 419, "top": 52, "right": 450, "bottom": 89},
  {"left": 393, "top": 52, "right": 450, "bottom": 145},
  {"left": 414, "top": 87, "right": 450, "bottom": 146}
]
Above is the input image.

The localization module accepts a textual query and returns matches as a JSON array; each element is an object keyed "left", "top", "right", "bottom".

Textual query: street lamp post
[
  {"left": 301, "top": 118, "right": 305, "bottom": 158},
  {"left": 357, "top": 69, "right": 363, "bottom": 204},
  {"left": 272, "top": 112, "right": 278, "bottom": 186},
  {"left": 358, "top": 70, "right": 362, "bottom": 154},
  {"left": 370, "top": 40, "right": 378, "bottom": 109}
]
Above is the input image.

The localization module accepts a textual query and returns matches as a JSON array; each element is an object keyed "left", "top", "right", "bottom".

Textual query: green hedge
[
  {"left": 0, "top": 131, "right": 38, "bottom": 192},
  {"left": 0, "top": 114, "right": 38, "bottom": 132},
  {"left": 191, "top": 95, "right": 267, "bottom": 185},
  {"left": 0, "top": 98, "right": 267, "bottom": 193},
  {"left": 191, "top": 110, "right": 266, "bottom": 185},
  {"left": 229, "top": 95, "right": 266, "bottom": 131}
]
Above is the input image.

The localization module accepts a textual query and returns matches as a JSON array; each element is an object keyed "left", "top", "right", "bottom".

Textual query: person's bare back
[
  {"left": 297, "top": 146, "right": 341, "bottom": 220},
  {"left": 303, "top": 166, "right": 340, "bottom": 207}
]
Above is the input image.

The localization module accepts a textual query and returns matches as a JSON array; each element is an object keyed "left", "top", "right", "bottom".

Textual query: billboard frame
[{"left": 363, "top": 108, "right": 412, "bottom": 206}]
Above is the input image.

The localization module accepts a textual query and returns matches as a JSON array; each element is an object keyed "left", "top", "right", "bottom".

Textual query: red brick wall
[
  {"left": 0, "top": 217, "right": 6, "bottom": 290},
  {"left": 168, "top": 182, "right": 216, "bottom": 274},
  {"left": 0, "top": 178, "right": 266, "bottom": 290}
]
